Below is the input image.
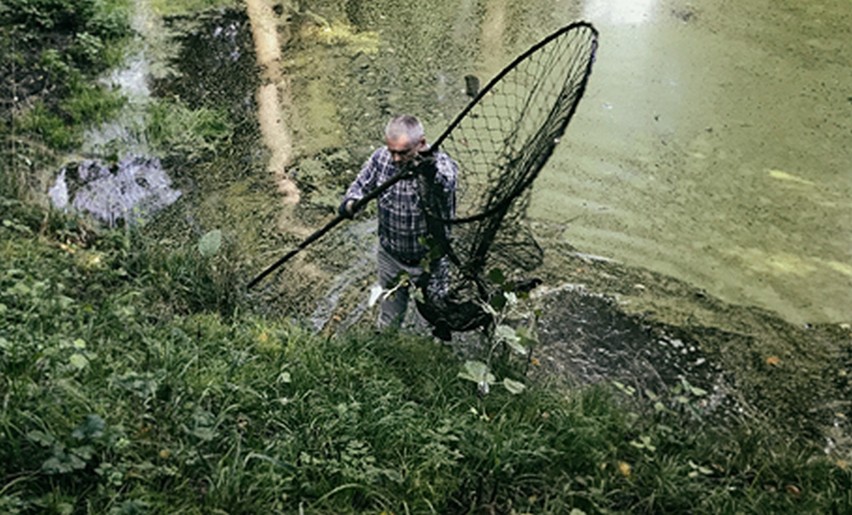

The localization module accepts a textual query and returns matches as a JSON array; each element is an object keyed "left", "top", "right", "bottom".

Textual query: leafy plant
[
  {"left": 456, "top": 268, "right": 539, "bottom": 396},
  {"left": 197, "top": 229, "right": 222, "bottom": 258},
  {"left": 1, "top": 0, "right": 132, "bottom": 196},
  {"left": 144, "top": 99, "right": 231, "bottom": 161}
]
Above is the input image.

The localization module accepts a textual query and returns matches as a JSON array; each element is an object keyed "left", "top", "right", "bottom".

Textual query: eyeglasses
[{"left": 388, "top": 147, "right": 416, "bottom": 157}]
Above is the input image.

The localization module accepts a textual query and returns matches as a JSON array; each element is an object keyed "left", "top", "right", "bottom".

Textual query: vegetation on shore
[
  {"left": 1, "top": 0, "right": 133, "bottom": 195},
  {"left": 1, "top": 200, "right": 850, "bottom": 513}
]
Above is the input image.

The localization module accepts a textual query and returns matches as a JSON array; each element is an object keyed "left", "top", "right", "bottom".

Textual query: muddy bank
[{"left": 532, "top": 240, "right": 851, "bottom": 442}]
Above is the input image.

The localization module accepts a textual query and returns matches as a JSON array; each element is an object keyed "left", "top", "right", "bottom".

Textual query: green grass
[
  {"left": 144, "top": 99, "right": 232, "bottom": 162},
  {"left": 1, "top": 198, "right": 850, "bottom": 513},
  {"left": 1, "top": 0, "right": 133, "bottom": 200},
  {"left": 150, "top": 0, "right": 238, "bottom": 17},
  {"left": 15, "top": 78, "right": 127, "bottom": 151}
]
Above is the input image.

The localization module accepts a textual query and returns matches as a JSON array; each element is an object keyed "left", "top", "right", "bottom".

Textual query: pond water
[{"left": 289, "top": 0, "right": 851, "bottom": 326}]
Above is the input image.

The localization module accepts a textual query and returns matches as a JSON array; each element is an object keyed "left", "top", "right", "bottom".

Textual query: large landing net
[{"left": 416, "top": 22, "right": 598, "bottom": 336}]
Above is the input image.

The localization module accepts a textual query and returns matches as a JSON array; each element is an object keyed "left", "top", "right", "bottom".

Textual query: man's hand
[
  {"left": 338, "top": 199, "right": 356, "bottom": 219},
  {"left": 411, "top": 148, "right": 438, "bottom": 177}
]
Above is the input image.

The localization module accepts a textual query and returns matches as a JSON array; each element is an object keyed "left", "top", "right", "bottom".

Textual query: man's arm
[{"left": 340, "top": 149, "right": 382, "bottom": 217}]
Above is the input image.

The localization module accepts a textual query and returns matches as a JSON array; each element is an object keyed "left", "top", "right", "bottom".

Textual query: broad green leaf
[
  {"left": 27, "top": 430, "right": 56, "bottom": 447},
  {"left": 198, "top": 229, "right": 223, "bottom": 257},
  {"left": 113, "top": 372, "right": 158, "bottom": 399},
  {"left": 516, "top": 326, "right": 539, "bottom": 346},
  {"left": 71, "top": 445, "right": 95, "bottom": 460},
  {"left": 487, "top": 268, "right": 505, "bottom": 285},
  {"left": 43, "top": 450, "right": 86, "bottom": 474},
  {"left": 507, "top": 340, "right": 528, "bottom": 356},
  {"left": 495, "top": 324, "right": 528, "bottom": 355},
  {"left": 458, "top": 360, "right": 494, "bottom": 385},
  {"left": 489, "top": 292, "right": 507, "bottom": 311},
  {"left": 72, "top": 415, "right": 106, "bottom": 440},
  {"left": 69, "top": 353, "right": 89, "bottom": 370},
  {"left": 494, "top": 324, "right": 518, "bottom": 343},
  {"left": 503, "top": 378, "right": 526, "bottom": 394},
  {"left": 72, "top": 338, "right": 87, "bottom": 349}
]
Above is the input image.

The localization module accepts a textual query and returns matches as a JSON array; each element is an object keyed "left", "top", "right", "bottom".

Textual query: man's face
[{"left": 386, "top": 135, "right": 421, "bottom": 164}]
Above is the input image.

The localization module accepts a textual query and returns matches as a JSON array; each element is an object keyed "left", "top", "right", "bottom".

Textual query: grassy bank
[{"left": 1, "top": 198, "right": 850, "bottom": 514}]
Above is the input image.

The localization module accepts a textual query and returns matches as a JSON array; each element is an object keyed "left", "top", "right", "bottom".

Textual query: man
[{"left": 339, "top": 115, "right": 458, "bottom": 330}]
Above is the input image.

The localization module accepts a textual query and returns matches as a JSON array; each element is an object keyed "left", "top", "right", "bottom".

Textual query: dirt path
[{"left": 245, "top": 0, "right": 300, "bottom": 205}]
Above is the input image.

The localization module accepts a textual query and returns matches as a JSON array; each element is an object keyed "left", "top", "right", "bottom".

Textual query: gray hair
[{"left": 384, "top": 115, "right": 424, "bottom": 142}]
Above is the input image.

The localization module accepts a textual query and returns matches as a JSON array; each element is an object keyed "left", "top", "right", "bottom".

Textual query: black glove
[
  {"left": 412, "top": 148, "right": 438, "bottom": 176},
  {"left": 338, "top": 199, "right": 356, "bottom": 219}
]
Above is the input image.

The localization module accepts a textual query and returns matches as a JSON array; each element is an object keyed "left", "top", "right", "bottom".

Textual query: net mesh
[{"left": 414, "top": 23, "right": 598, "bottom": 335}]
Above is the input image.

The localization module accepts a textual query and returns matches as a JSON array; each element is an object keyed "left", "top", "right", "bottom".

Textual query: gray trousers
[{"left": 376, "top": 246, "right": 448, "bottom": 329}]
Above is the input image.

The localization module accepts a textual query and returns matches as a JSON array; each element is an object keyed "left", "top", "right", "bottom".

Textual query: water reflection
[{"left": 582, "top": 0, "right": 657, "bottom": 25}]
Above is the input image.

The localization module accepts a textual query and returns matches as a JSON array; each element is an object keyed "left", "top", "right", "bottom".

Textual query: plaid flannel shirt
[{"left": 344, "top": 146, "right": 457, "bottom": 264}]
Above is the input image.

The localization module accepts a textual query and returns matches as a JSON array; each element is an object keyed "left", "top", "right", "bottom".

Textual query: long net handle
[{"left": 246, "top": 170, "right": 415, "bottom": 289}]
